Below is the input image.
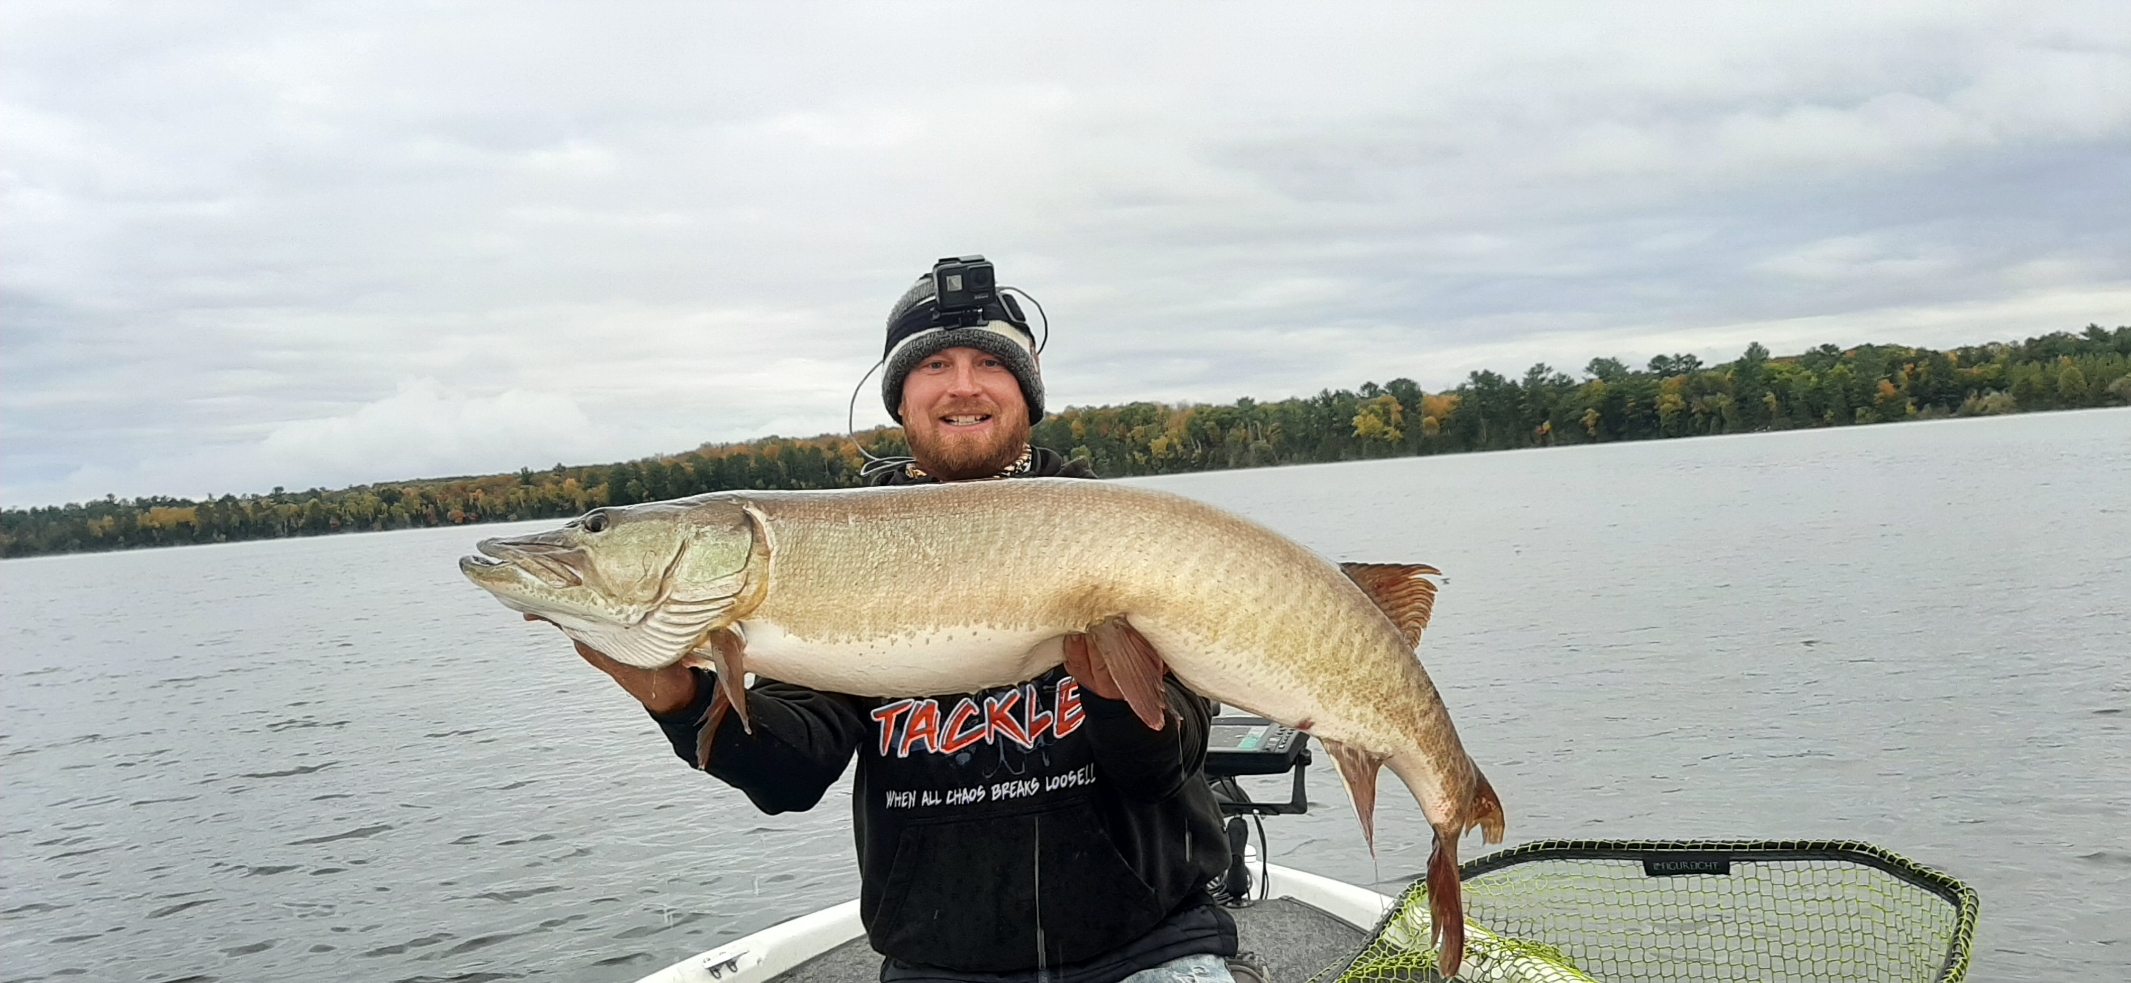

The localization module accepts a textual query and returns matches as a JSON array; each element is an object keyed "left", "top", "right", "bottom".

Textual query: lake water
[{"left": 3, "top": 409, "right": 2127, "bottom": 983}]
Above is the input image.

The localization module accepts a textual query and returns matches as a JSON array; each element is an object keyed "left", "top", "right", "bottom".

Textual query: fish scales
[
  {"left": 460, "top": 477, "right": 1504, "bottom": 975},
  {"left": 747, "top": 483, "right": 1431, "bottom": 756}
]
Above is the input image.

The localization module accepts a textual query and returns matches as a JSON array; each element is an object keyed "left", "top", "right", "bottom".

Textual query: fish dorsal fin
[{"left": 1340, "top": 562, "right": 1442, "bottom": 651}]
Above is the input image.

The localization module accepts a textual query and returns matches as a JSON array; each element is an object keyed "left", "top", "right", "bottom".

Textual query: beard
[{"left": 909, "top": 398, "right": 1032, "bottom": 480}]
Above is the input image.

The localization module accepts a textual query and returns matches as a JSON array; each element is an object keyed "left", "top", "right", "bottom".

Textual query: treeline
[{"left": 5, "top": 326, "right": 2126, "bottom": 558}]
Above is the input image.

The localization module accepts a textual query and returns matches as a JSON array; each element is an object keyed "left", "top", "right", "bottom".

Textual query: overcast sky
[{"left": 3, "top": 2, "right": 2126, "bottom": 506}]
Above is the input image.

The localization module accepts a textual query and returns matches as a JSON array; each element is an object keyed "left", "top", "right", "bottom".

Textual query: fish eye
[{"left": 581, "top": 511, "right": 609, "bottom": 533}]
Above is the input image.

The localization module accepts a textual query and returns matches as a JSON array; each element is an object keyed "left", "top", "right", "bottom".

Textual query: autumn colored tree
[{"left": 6, "top": 326, "right": 2126, "bottom": 557}]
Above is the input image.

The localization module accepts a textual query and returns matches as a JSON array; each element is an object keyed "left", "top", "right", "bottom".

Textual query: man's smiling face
[{"left": 897, "top": 346, "right": 1031, "bottom": 480}]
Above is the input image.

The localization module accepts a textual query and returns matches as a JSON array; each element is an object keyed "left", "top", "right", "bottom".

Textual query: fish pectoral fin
[
  {"left": 1083, "top": 617, "right": 1169, "bottom": 730},
  {"left": 1321, "top": 739, "right": 1391, "bottom": 854},
  {"left": 697, "top": 685, "right": 732, "bottom": 771},
  {"left": 681, "top": 627, "right": 751, "bottom": 770},
  {"left": 706, "top": 628, "right": 752, "bottom": 736},
  {"left": 1340, "top": 562, "right": 1443, "bottom": 651}
]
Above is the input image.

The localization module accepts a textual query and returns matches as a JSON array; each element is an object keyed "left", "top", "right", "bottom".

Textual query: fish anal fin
[
  {"left": 1339, "top": 562, "right": 1443, "bottom": 651},
  {"left": 705, "top": 628, "right": 752, "bottom": 736},
  {"left": 1322, "top": 739, "right": 1391, "bottom": 854},
  {"left": 1428, "top": 831, "right": 1466, "bottom": 979},
  {"left": 1470, "top": 769, "right": 1506, "bottom": 843},
  {"left": 1084, "top": 617, "right": 1168, "bottom": 730}
]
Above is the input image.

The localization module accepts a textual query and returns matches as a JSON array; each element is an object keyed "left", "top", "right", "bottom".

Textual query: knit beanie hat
[{"left": 880, "top": 274, "right": 1045, "bottom": 424}]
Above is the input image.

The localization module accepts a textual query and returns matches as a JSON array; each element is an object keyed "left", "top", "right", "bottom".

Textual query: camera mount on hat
[
  {"left": 883, "top": 255, "right": 1033, "bottom": 358},
  {"left": 930, "top": 255, "right": 998, "bottom": 321}
]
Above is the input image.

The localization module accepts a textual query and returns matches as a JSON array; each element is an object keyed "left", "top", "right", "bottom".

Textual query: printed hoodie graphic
[{"left": 868, "top": 670, "right": 1101, "bottom": 813}]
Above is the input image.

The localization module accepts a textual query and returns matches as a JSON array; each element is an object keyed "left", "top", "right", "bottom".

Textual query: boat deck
[{"left": 766, "top": 897, "right": 1368, "bottom": 983}]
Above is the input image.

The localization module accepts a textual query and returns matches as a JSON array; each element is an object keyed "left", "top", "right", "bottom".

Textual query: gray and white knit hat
[{"left": 880, "top": 274, "right": 1045, "bottom": 424}]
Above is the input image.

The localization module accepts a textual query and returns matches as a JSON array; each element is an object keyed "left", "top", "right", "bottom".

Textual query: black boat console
[
  {"left": 1204, "top": 712, "right": 1314, "bottom": 905},
  {"left": 1205, "top": 713, "right": 1312, "bottom": 816}
]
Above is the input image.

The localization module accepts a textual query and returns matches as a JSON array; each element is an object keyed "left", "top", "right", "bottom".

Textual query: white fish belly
[
  {"left": 736, "top": 618, "right": 1065, "bottom": 697},
  {"left": 1132, "top": 619, "right": 1373, "bottom": 745}
]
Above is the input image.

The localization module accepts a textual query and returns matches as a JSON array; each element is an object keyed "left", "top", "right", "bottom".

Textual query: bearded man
[{"left": 562, "top": 260, "right": 1241, "bottom": 983}]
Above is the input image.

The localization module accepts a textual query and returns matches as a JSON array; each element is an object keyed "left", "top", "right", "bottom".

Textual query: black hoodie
[{"left": 650, "top": 448, "right": 1235, "bottom": 982}]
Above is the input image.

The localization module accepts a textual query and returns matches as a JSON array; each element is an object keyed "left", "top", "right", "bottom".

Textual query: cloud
[
  {"left": 1953, "top": 46, "right": 2131, "bottom": 138},
  {"left": 251, "top": 380, "right": 607, "bottom": 483},
  {"left": 1751, "top": 235, "right": 1964, "bottom": 283},
  {"left": 3, "top": 1, "right": 2128, "bottom": 506},
  {"left": 6, "top": 379, "right": 685, "bottom": 505}
]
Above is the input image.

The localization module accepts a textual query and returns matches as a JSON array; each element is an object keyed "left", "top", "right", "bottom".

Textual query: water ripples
[{"left": 3, "top": 409, "right": 2127, "bottom": 981}]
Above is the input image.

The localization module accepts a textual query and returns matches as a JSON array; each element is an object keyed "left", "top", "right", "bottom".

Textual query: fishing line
[{"left": 1373, "top": 851, "right": 1385, "bottom": 921}]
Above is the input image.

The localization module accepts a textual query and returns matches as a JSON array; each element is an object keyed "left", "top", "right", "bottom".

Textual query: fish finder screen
[
  {"left": 1208, "top": 723, "right": 1271, "bottom": 751},
  {"left": 1205, "top": 716, "right": 1307, "bottom": 782}
]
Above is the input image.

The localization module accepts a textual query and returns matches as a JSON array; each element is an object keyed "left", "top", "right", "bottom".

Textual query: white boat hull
[{"left": 632, "top": 862, "right": 1394, "bottom": 983}]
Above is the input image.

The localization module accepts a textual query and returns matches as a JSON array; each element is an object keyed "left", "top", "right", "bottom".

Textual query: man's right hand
[{"left": 527, "top": 614, "right": 698, "bottom": 715}]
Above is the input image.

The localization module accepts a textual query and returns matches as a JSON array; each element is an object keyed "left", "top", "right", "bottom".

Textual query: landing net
[{"left": 1321, "top": 839, "right": 1978, "bottom": 983}]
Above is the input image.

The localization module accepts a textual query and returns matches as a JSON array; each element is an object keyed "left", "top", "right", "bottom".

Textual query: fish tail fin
[
  {"left": 1383, "top": 750, "right": 1504, "bottom": 977},
  {"left": 1427, "top": 828, "right": 1466, "bottom": 979},
  {"left": 1321, "top": 740, "right": 1391, "bottom": 854}
]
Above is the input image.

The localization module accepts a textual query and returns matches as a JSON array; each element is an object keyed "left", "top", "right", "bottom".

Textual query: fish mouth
[{"left": 461, "top": 538, "right": 584, "bottom": 589}]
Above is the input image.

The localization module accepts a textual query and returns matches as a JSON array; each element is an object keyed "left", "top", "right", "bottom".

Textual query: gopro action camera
[{"left": 931, "top": 255, "right": 998, "bottom": 317}]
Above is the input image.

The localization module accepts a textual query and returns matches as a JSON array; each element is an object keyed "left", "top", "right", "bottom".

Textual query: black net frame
[{"left": 1325, "top": 839, "right": 1979, "bottom": 983}]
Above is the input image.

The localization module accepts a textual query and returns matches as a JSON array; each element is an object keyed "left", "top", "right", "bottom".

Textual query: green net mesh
[{"left": 1320, "top": 840, "right": 1978, "bottom": 983}]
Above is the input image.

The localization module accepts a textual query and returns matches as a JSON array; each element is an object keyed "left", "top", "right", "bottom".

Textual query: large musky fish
[{"left": 460, "top": 478, "right": 1504, "bottom": 974}]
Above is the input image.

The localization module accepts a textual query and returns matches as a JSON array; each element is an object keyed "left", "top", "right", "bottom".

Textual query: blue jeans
[{"left": 1116, "top": 952, "right": 1236, "bottom": 983}]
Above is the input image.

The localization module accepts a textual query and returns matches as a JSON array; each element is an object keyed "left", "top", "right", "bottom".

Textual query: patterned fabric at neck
[{"left": 905, "top": 444, "right": 1034, "bottom": 482}]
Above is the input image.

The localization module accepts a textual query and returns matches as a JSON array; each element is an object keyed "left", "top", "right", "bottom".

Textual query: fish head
[{"left": 459, "top": 495, "right": 769, "bottom": 667}]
